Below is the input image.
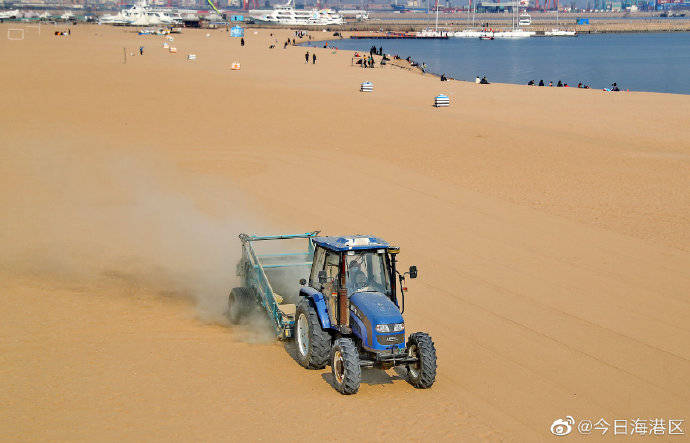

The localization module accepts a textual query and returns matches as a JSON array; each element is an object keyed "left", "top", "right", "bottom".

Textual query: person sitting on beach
[
  {"left": 584, "top": 84, "right": 590, "bottom": 89},
  {"left": 549, "top": 81, "right": 553, "bottom": 87},
  {"left": 578, "top": 83, "right": 583, "bottom": 88},
  {"left": 475, "top": 76, "right": 481, "bottom": 84},
  {"left": 527, "top": 80, "right": 535, "bottom": 86},
  {"left": 441, "top": 74, "right": 448, "bottom": 82},
  {"left": 611, "top": 82, "right": 620, "bottom": 91},
  {"left": 480, "top": 76, "right": 489, "bottom": 85},
  {"left": 539, "top": 79, "right": 544, "bottom": 86},
  {"left": 557, "top": 80, "right": 563, "bottom": 87},
  {"left": 564, "top": 83, "right": 569, "bottom": 87}
]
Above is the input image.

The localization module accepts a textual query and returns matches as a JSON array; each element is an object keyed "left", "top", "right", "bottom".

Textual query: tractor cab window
[
  {"left": 345, "top": 251, "right": 391, "bottom": 297},
  {"left": 324, "top": 251, "right": 341, "bottom": 287},
  {"left": 309, "top": 246, "right": 326, "bottom": 289},
  {"left": 322, "top": 250, "right": 341, "bottom": 327}
]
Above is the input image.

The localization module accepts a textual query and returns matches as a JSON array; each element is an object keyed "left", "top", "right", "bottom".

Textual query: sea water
[{"left": 321, "top": 32, "right": 690, "bottom": 94}]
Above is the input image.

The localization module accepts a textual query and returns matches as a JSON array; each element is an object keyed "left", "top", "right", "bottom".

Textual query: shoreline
[{"left": 299, "top": 32, "right": 688, "bottom": 95}]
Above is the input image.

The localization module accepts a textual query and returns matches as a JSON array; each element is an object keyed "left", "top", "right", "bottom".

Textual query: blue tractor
[{"left": 230, "top": 232, "right": 437, "bottom": 395}]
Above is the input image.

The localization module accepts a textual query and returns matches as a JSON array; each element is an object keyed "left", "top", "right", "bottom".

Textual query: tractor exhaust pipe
[{"left": 339, "top": 252, "right": 349, "bottom": 328}]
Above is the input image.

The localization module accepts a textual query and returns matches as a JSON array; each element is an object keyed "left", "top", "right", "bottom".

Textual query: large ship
[
  {"left": 99, "top": 1, "right": 185, "bottom": 26},
  {"left": 249, "top": 0, "right": 344, "bottom": 26}
]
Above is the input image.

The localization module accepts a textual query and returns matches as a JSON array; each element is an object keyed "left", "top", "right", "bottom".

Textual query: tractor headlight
[{"left": 376, "top": 323, "right": 404, "bottom": 333}]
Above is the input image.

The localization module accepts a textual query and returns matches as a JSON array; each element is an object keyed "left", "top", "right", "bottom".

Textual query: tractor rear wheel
[
  {"left": 405, "top": 332, "right": 437, "bottom": 389},
  {"left": 295, "top": 299, "right": 331, "bottom": 369},
  {"left": 227, "top": 287, "right": 255, "bottom": 324},
  {"left": 331, "top": 337, "right": 361, "bottom": 395}
]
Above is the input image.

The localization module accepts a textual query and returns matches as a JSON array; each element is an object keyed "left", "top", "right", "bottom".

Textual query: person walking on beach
[
  {"left": 312, "top": 53, "right": 316, "bottom": 64},
  {"left": 240, "top": 37, "right": 245, "bottom": 47},
  {"left": 305, "top": 51, "right": 309, "bottom": 63},
  {"left": 139, "top": 46, "right": 144, "bottom": 55},
  {"left": 539, "top": 79, "right": 544, "bottom": 86}
]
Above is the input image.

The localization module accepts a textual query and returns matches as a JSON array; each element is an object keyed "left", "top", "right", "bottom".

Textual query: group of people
[
  {"left": 54, "top": 29, "right": 71, "bottom": 36},
  {"left": 294, "top": 30, "right": 310, "bottom": 39},
  {"left": 527, "top": 79, "right": 582, "bottom": 88},
  {"left": 475, "top": 76, "right": 490, "bottom": 84},
  {"left": 357, "top": 55, "right": 376, "bottom": 68},
  {"left": 526, "top": 79, "right": 621, "bottom": 90},
  {"left": 304, "top": 51, "right": 317, "bottom": 64},
  {"left": 369, "top": 45, "right": 384, "bottom": 57}
]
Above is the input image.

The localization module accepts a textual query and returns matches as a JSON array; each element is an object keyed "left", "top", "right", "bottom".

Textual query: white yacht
[
  {"left": 417, "top": 28, "right": 450, "bottom": 37},
  {"left": 99, "top": 2, "right": 183, "bottom": 26},
  {"left": 545, "top": 29, "right": 576, "bottom": 36},
  {"left": 494, "top": 4, "right": 533, "bottom": 38},
  {"left": 250, "top": 0, "right": 344, "bottom": 26},
  {"left": 494, "top": 29, "right": 534, "bottom": 38},
  {"left": 454, "top": 3, "right": 532, "bottom": 38},
  {"left": 0, "top": 9, "right": 19, "bottom": 19},
  {"left": 544, "top": 8, "right": 576, "bottom": 36},
  {"left": 518, "top": 12, "right": 531, "bottom": 27}
]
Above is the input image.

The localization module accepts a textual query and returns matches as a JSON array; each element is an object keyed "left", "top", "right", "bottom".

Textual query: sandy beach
[{"left": 1, "top": 24, "right": 689, "bottom": 440}]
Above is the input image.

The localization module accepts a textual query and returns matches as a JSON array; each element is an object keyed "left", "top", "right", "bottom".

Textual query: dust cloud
[{"left": 0, "top": 144, "right": 278, "bottom": 340}]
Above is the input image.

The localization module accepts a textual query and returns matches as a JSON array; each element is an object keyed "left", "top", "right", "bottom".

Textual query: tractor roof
[{"left": 312, "top": 236, "right": 389, "bottom": 252}]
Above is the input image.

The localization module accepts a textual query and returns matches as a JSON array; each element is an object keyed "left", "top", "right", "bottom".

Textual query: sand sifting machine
[{"left": 229, "top": 231, "right": 437, "bottom": 394}]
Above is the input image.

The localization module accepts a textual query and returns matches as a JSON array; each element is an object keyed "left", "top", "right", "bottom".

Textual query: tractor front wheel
[
  {"left": 331, "top": 337, "right": 361, "bottom": 395},
  {"left": 295, "top": 299, "right": 331, "bottom": 369},
  {"left": 405, "top": 332, "right": 437, "bottom": 389}
]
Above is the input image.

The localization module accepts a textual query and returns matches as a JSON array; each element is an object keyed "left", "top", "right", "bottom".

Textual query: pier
[{"left": 350, "top": 33, "right": 449, "bottom": 39}]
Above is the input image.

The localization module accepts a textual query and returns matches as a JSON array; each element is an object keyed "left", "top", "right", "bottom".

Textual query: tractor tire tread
[
  {"left": 296, "top": 299, "right": 331, "bottom": 369},
  {"left": 407, "top": 332, "right": 437, "bottom": 389},
  {"left": 332, "top": 337, "right": 361, "bottom": 395}
]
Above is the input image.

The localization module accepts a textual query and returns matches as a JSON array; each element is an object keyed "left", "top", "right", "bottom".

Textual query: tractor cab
[{"left": 307, "top": 236, "right": 417, "bottom": 353}]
